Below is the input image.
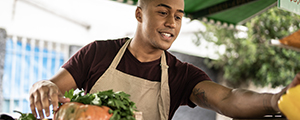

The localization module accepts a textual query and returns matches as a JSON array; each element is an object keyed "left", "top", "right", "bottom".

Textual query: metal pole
[{"left": 0, "top": 28, "right": 7, "bottom": 112}]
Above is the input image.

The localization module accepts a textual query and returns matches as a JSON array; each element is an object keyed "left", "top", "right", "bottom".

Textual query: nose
[{"left": 164, "top": 15, "right": 176, "bottom": 28}]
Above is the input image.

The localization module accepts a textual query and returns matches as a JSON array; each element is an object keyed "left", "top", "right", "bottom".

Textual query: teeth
[{"left": 162, "top": 33, "right": 171, "bottom": 37}]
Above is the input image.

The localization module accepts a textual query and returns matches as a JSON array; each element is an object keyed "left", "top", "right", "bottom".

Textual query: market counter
[{"left": 233, "top": 114, "right": 286, "bottom": 120}]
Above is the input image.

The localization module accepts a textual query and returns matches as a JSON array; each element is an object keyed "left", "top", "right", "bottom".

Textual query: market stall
[{"left": 271, "top": 0, "right": 300, "bottom": 52}]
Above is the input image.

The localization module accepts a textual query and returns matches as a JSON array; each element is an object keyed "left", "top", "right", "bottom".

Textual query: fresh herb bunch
[{"left": 64, "top": 89, "right": 137, "bottom": 120}]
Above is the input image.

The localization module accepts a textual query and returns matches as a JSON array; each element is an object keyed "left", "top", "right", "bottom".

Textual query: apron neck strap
[
  {"left": 159, "top": 50, "right": 170, "bottom": 120},
  {"left": 109, "top": 39, "right": 168, "bottom": 69},
  {"left": 109, "top": 39, "right": 131, "bottom": 68}
]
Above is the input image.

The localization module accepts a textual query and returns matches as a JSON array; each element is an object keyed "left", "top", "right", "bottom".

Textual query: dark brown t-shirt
[{"left": 62, "top": 38, "right": 211, "bottom": 119}]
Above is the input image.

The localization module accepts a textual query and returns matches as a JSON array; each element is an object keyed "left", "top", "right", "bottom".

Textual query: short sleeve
[
  {"left": 185, "top": 64, "right": 211, "bottom": 107},
  {"left": 62, "top": 41, "right": 98, "bottom": 89}
]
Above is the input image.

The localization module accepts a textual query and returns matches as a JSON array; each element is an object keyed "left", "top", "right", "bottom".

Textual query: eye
[
  {"left": 175, "top": 16, "right": 182, "bottom": 20},
  {"left": 158, "top": 11, "right": 168, "bottom": 15}
]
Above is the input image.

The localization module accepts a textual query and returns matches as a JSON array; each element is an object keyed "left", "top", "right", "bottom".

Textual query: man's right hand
[{"left": 29, "top": 80, "right": 70, "bottom": 119}]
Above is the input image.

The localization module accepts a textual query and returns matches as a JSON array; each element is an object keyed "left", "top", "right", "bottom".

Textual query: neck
[{"left": 128, "top": 38, "right": 163, "bottom": 63}]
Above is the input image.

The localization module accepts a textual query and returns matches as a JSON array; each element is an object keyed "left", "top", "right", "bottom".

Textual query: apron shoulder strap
[{"left": 109, "top": 39, "right": 131, "bottom": 68}]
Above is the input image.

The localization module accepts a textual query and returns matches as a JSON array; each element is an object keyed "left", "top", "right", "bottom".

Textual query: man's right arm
[{"left": 29, "top": 68, "right": 77, "bottom": 119}]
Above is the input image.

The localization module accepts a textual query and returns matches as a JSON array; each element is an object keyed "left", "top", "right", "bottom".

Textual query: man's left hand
[{"left": 273, "top": 72, "right": 300, "bottom": 112}]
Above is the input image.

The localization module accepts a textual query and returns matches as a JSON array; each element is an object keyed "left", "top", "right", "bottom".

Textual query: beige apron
[{"left": 89, "top": 39, "right": 170, "bottom": 120}]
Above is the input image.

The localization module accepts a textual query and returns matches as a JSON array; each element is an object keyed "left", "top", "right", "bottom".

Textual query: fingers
[
  {"left": 59, "top": 97, "right": 70, "bottom": 103},
  {"left": 35, "top": 91, "right": 46, "bottom": 119},
  {"left": 29, "top": 89, "right": 46, "bottom": 119},
  {"left": 49, "top": 88, "right": 62, "bottom": 112},
  {"left": 289, "top": 72, "right": 300, "bottom": 89},
  {"left": 29, "top": 93, "right": 38, "bottom": 118},
  {"left": 40, "top": 89, "right": 50, "bottom": 117},
  {"left": 29, "top": 80, "right": 63, "bottom": 119},
  {"left": 30, "top": 87, "right": 51, "bottom": 119},
  {"left": 277, "top": 73, "right": 300, "bottom": 102}
]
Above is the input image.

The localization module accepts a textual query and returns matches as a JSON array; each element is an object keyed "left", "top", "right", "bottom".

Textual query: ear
[{"left": 135, "top": 7, "right": 142, "bottom": 22}]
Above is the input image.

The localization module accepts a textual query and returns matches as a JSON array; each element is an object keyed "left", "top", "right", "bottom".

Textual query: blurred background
[{"left": 0, "top": 0, "right": 299, "bottom": 119}]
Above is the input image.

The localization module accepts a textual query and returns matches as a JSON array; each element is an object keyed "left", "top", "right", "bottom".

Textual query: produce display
[
  {"left": 278, "top": 85, "right": 300, "bottom": 120},
  {"left": 54, "top": 89, "right": 137, "bottom": 120},
  {"left": 54, "top": 102, "right": 112, "bottom": 120},
  {"left": 11, "top": 89, "right": 137, "bottom": 120}
]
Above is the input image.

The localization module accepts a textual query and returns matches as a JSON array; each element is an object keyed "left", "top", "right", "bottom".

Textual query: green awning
[{"left": 112, "top": 0, "right": 277, "bottom": 28}]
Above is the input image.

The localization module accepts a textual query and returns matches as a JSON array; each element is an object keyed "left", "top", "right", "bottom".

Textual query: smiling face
[{"left": 135, "top": 0, "right": 184, "bottom": 51}]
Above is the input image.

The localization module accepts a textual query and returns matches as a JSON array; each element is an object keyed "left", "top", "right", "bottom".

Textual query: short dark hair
[{"left": 137, "top": 0, "right": 151, "bottom": 9}]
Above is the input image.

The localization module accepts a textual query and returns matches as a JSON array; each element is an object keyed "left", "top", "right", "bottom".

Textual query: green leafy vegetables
[
  {"left": 63, "top": 89, "right": 137, "bottom": 120},
  {"left": 13, "top": 110, "right": 36, "bottom": 120}
]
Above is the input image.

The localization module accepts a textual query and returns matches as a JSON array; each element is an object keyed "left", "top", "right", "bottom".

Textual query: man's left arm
[{"left": 189, "top": 72, "right": 300, "bottom": 119}]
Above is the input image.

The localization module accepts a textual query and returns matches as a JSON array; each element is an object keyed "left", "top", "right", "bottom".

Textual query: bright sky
[{"left": 0, "top": 0, "right": 223, "bottom": 59}]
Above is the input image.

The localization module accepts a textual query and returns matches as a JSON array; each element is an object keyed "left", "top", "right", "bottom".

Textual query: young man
[{"left": 29, "top": 0, "right": 300, "bottom": 119}]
